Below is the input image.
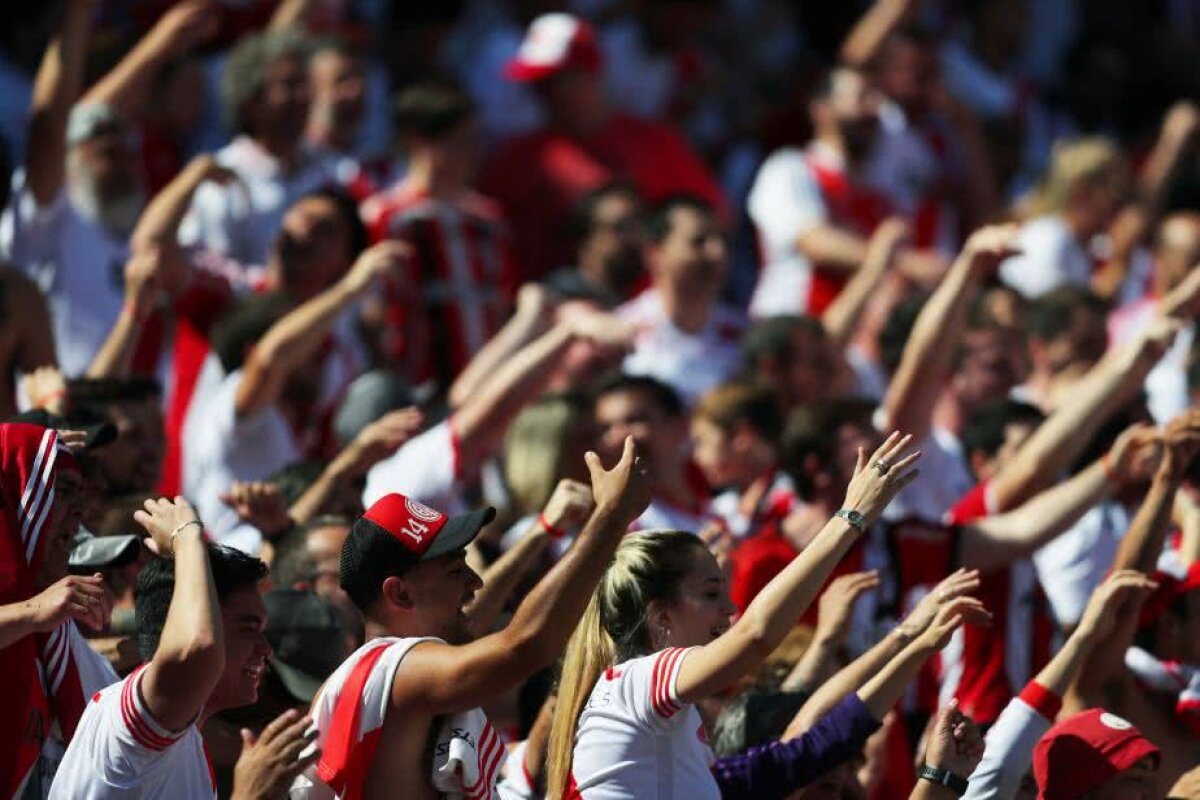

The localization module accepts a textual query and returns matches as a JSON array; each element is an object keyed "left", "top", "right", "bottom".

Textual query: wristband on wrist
[
  {"left": 170, "top": 520, "right": 203, "bottom": 541},
  {"left": 537, "top": 513, "right": 566, "bottom": 540},
  {"left": 917, "top": 765, "right": 969, "bottom": 796}
]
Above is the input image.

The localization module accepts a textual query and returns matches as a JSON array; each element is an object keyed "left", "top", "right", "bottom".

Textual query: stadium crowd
[{"left": 1, "top": 0, "right": 1200, "bottom": 797}]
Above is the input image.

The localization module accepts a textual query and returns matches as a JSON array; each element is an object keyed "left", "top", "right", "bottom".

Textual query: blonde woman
[{"left": 546, "top": 433, "right": 982, "bottom": 798}]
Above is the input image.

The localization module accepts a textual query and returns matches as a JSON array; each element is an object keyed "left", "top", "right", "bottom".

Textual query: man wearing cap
[
  {"left": 480, "top": 12, "right": 726, "bottom": 283},
  {"left": 299, "top": 438, "right": 650, "bottom": 799},
  {"left": 1033, "top": 709, "right": 1161, "bottom": 799}
]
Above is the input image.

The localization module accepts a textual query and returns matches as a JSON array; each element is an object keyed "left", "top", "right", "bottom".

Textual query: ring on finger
[{"left": 873, "top": 460, "right": 891, "bottom": 476}]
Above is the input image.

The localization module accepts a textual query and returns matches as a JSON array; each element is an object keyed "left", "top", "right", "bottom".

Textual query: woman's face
[{"left": 657, "top": 547, "right": 737, "bottom": 649}]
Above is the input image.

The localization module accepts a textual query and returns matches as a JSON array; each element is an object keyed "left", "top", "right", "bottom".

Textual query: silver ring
[{"left": 873, "top": 460, "right": 891, "bottom": 476}]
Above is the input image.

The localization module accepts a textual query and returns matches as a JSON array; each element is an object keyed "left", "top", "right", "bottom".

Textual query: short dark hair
[
  {"left": 592, "top": 373, "right": 685, "bottom": 419},
  {"left": 782, "top": 398, "right": 877, "bottom": 499},
  {"left": 135, "top": 544, "right": 268, "bottom": 661},
  {"left": 741, "top": 315, "right": 827, "bottom": 369},
  {"left": 301, "top": 186, "right": 370, "bottom": 262},
  {"left": 1025, "top": 286, "right": 1108, "bottom": 342},
  {"left": 268, "top": 460, "right": 328, "bottom": 505},
  {"left": 695, "top": 382, "right": 784, "bottom": 443},
  {"left": 878, "top": 293, "right": 928, "bottom": 376},
  {"left": 961, "top": 399, "right": 1045, "bottom": 462},
  {"left": 644, "top": 194, "right": 713, "bottom": 244},
  {"left": 210, "top": 292, "right": 294, "bottom": 374},
  {"left": 271, "top": 514, "right": 353, "bottom": 589},
  {"left": 393, "top": 79, "right": 475, "bottom": 142},
  {"left": 569, "top": 180, "right": 640, "bottom": 244},
  {"left": 68, "top": 377, "right": 162, "bottom": 410}
]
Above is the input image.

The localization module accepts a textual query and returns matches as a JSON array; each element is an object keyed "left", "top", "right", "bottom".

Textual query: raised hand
[
  {"left": 1161, "top": 407, "right": 1200, "bottom": 481},
  {"left": 133, "top": 497, "right": 203, "bottom": 557},
  {"left": 124, "top": 245, "right": 164, "bottom": 321},
  {"left": 1105, "top": 422, "right": 1163, "bottom": 487},
  {"left": 147, "top": 0, "right": 221, "bottom": 53},
  {"left": 584, "top": 436, "right": 652, "bottom": 525},
  {"left": 1075, "top": 570, "right": 1158, "bottom": 646},
  {"left": 924, "top": 699, "right": 986, "bottom": 780},
  {"left": 813, "top": 570, "right": 880, "bottom": 648},
  {"left": 898, "top": 568, "right": 982, "bottom": 639},
  {"left": 917, "top": 596, "right": 992, "bottom": 653},
  {"left": 342, "top": 241, "right": 413, "bottom": 295},
  {"left": 1134, "top": 315, "right": 1184, "bottom": 365},
  {"left": 22, "top": 573, "right": 113, "bottom": 633},
  {"left": 841, "top": 431, "right": 921, "bottom": 527},
  {"left": 960, "top": 223, "right": 1022, "bottom": 278},
  {"left": 698, "top": 520, "right": 735, "bottom": 568},
  {"left": 540, "top": 479, "right": 595, "bottom": 532},
  {"left": 565, "top": 309, "right": 635, "bottom": 352},
  {"left": 230, "top": 710, "right": 320, "bottom": 800},
  {"left": 220, "top": 482, "right": 293, "bottom": 539},
  {"left": 337, "top": 407, "right": 425, "bottom": 477},
  {"left": 23, "top": 365, "right": 68, "bottom": 414}
]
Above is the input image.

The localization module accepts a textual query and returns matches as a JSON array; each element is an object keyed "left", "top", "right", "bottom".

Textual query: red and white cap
[
  {"left": 504, "top": 13, "right": 602, "bottom": 82},
  {"left": 1033, "top": 709, "right": 1159, "bottom": 799}
]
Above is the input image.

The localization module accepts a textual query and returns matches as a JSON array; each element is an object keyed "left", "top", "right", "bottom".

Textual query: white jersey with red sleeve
[
  {"left": 568, "top": 647, "right": 718, "bottom": 800},
  {"left": 298, "top": 636, "right": 506, "bottom": 800},
  {"left": 48, "top": 665, "right": 216, "bottom": 800}
]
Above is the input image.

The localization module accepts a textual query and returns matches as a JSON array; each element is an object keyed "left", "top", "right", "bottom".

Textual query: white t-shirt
[
  {"left": 1034, "top": 500, "right": 1130, "bottom": 626},
  {"left": 999, "top": 215, "right": 1093, "bottom": 299},
  {"left": 617, "top": 289, "right": 744, "bottom": 407},
  {"left": 631, "top": 496, "right": 717, "bottom": 536},
  {"left": 884, "top": 427, "right": 974, "bottom": 523},
  {"left": 570, "top": 647, "right": 716, "bottom": 799},
  {"left": 183, "top": 136, "right": 340, "bottom": 265},
  {"left": 1108, "top": 296, "right": 1193, "bottom": 425},
  {"left": 181, "top": 364, "right": 301, "bottom": 553},
  {"left": 363, "top": 419, "right": 464, "bottom": 513},
  {"left": 49, "top": 665, "right": 215, "bottom": 800},
  {"left": 0, "top": 170, "right": 129, "bottom": 376}
]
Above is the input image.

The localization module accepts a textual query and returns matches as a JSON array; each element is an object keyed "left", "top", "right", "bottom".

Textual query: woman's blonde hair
[
  {"left": 504, "top": 394, "right": 586, "bottom": 517},
  {"left": 1027, "top": 136, "right": 1128, "bottom": 217},
  {"left": 545, "top": 530, "right": 707, "bottom": 799}
]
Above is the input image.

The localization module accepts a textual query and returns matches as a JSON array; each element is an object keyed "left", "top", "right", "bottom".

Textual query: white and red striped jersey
[
  {"left": 49, "top": 665, "right": 216, "bottom": 800},
  {"left": 568, "top": 647, "right": 717, "bottom": 800},
  {"left": 367, "top": 182, "right": 516, "bottom": 386},
  {"left": 301, "top": 636, "right": 505, "bottom": 800},
  {"left": 747, "top": 141, "right": 892, "bottom": 317},
  {"left": 631, "top": 494, "right": 718, "bottom": 535},
  {"left": 617, "top": 288, "right": 745, "bottom": 407}
]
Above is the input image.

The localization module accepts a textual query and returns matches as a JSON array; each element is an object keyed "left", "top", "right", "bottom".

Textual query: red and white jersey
[
  {"left": 709, "top": 470, "right": 798, "bottom": 540},
  {"left": 617, "top": 289, "right": 745, "bottom": 407},
  {"left": 941, "top": 482, "right": 1053, "bottom": 725},
  {"left": 747, "top": 141, "right": 892, "bottom": 317},
  {"left": 883, "top": 427, "right": 975, "bottom": 525},
  {"left": 301, "top": 637, "right": 505, "bottom": 800},
  {"left": 631, "top": 494, "right": 717, "bottom": 535},
  {"left": 363, "top": 418, "right": 466, "bottom": 515},
  {"left": 368, "top": 182, "right": 516, "bottom": 386},
  {"left": 568, "top": 647, "right": 717, "bottom": 800},
  {"left": 49, "top": 665, "right": 216, "bottom": 800}
]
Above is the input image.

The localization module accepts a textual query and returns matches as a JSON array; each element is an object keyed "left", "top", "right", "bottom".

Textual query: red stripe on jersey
[
  {"left": 120, "top": 670, "right": 178, "bottom": 751},
  {"left": 652, "top": 648, "right": 685, "bottom": 718},
  {"left": 316, "top": 642, "right": 392, "bottom": 800},
  {"left": 462, "top": 723, "right": 499, "bottom": 795}
]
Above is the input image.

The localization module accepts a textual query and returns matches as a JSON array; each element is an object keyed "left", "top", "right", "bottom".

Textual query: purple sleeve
[{"left": 712, "top": 692, "right": 881, "bottom": 800}]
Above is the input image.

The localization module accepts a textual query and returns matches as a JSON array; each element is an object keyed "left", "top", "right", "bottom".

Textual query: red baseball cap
[
  {"left": 504, "top": 13, "right": 602, "bottom": 83},
  {"left": 1033, "top": 709, "right": 1159, "bottom": 799}
]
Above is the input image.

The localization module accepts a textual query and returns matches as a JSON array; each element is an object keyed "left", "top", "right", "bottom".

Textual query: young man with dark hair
[
  {"left": 50, "top": 497, "right": 314, "bottom": 799},
  {"left": 543, "top": 181, "right": 644, "bottom": 307},
  {"left": 618, "top": 194, "right": 745, "bottom": 406},
  {"left": 741, "top": 315, "right": 843, "bottom": 410},
  {"left": 301, "top": 439, "right": 650, "bottom": 799},
  {"left": 361, "top": 79, "right": 514, "bottom": 388},
  {"left": 1019, "top": 285, "right": 1109, "bottom": 410}
]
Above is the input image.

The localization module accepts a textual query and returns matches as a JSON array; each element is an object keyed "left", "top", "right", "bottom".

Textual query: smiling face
[
  {"left": 385, "top": 549, "right": 483, "bottom": 644},
  {"left": 207, "top": 586, "right": 272, "bottom": 713},
  {"left": 652, "top": 546, "right": 736, "bottom": 648}
]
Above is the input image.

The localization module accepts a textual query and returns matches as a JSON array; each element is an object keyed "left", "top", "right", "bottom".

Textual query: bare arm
[
  {"left": 268, "top": 0, "right": 316, "bottom": 31},
  {"left": 25, "top": 0, "right": 94, "bottom": 206},
  {"left": 795, "top": 225, "right": 871, "bottom": 275},
  {"left": 839, "top": 0, "right": 921, "bottom": 67},
  {"left": 675, "top": 435, "right": 920, "bottom": 704},
  {"left": 7, "top": 270, "right": 58, "bottom": 373},
  {"left": 781, "top": 571, "right": 882, "bottom": 693},
  {"left": 135, "top": 498, "right": 224, "bottom": 732},
  {"left": 86, "top": 246, "right": 162, "bottom": 378},
  {"left": 821, "top": 219, "right": 907, "bottom": 349},
  {"left": 882, "top": 225, "right": 1020, "bottom": 442},
  {"left": 236, "top": 242, "right": 409, "bottom": 416},
  {"left": 391, "top": 438, "right": 651, "bottom": 716},
  {"left": 81, "top": 0, "right": 217, "bottom": 121}
]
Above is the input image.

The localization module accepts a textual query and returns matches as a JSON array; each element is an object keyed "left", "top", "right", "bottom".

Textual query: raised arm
[
  {"left": 25, "top": 0, "right": 95, "bottom": 206},
  {"left": 391, "top": 438, "right": 651, "bottom": 715},
  {"left": 782, "top": 570, "right": 882, "bottom": 694},
  {"left": 839, "top": 0, "right": 922, "bottom": 68},
  {"left": 86, "top": 246, "right": 162, "bottom": 378},
  {"left": 821, "top": 219, "right": 907, "bottom": 349},
  {"left": 6, "top": 269, "right": 57, "bottom": 375},
  {"left": 881, "top": 225, "right": 1020, "bottom": 442},
  {"left": 236, "top": 241, "right": 409, "bottom": 416},
  {"left": 134, "top": 497, "right": 224, "bottom": 731},
  {"left": 81, "top": 0, "right": 217, "bottom": 121},
  {"left": 674, "top": 434, "right": 920, "bottom": 704}
]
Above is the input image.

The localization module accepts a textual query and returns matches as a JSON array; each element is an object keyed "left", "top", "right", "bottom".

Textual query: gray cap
[
  {"left": 333, "top": 370, "right": 417, "bottom": 448},
  {"left": 66, "top": 103, "right": 128, "bottom": 147}
]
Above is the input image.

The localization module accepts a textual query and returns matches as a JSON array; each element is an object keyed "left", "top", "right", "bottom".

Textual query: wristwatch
[
  {"left": 833, "top": 508, "right": 866, "bottom": 532},
  {"left": 917, "top": 764, "right": 969, "bottom": 796}
]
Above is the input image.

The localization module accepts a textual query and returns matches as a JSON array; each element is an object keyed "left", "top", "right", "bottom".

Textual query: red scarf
[{"left": 0, "top": 423, "right": 85, "bottom": 798}]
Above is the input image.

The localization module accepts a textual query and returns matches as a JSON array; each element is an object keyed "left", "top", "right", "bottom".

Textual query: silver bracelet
[{"left": 170, "top": 520, "right": 203, "bottom": 540}]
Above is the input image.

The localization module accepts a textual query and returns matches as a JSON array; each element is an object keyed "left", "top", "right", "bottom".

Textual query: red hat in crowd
[
  {"left": 1033, "top": 709, "right": 1159, "bottom": 799},
  {"left": 505, "top": 13, "right": 603, "bottom": 82}
]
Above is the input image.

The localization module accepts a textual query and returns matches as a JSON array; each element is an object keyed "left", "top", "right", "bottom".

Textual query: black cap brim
[
  {"left": 422, "top": 506, "right": 496, "bottom": 561},
  {"left": 69, "top": 533, "right": 141, "bottom": 570}
]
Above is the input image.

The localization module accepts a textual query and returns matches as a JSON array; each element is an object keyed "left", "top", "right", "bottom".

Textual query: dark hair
[
  {"left": 1025, "top": 286, "right": 1108, "bottom": 342},
  {"left": 712, "top": 690, "right": 810, "bottom": 757},
  {"left": 878, "top": 293, "right": 928, "bottom": 376},
  {"left": 68, "top": 377, "right": 161, "bottom": 409},
  {"left": 210, "top": 292, "right": 294, "bottom": 374},
  {"left": 961, "top": 399, "right": 1045, "bottom": 463},
  {"left": 695, "top": 382, "right": 784, "bottom": 443},
  {"left": 644, "top": 194, "right": 714, "bottom": 244},
  {"left": 569, "top": 180, "right": 640, "bottom": 244},
  {"left": 271, "top": 514, "right": 353, "bottom": 589},
  {"left": 782, "top": 398, "right": 877, "bottom": 499},
  {"left": 393, "top": 79, "right": 475, "bottom": 142},
  {"left": 741, "top": 315, "right": 827, "bottom": 368},
  {"left": 268, "top": 460, "right": 328, "bottom": 504},
  {"left": 300, "top": 186, "right": 370, "bottom": 262},
  {"left": 135, "top": 544, "right": 268, "bottom": 661},
  {"left": 592, "top": 373, "right": 685, "bottom": 419}
]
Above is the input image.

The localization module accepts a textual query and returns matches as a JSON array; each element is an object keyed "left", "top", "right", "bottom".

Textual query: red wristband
[
  {"left": 1018, "top": 681, "right": 1062, "bottom": 720},
  {"left": 538, "top": 513, "right": 566, "bottom": 540}
]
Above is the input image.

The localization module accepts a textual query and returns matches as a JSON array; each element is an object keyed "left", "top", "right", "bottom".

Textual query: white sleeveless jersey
[
  {"left": 569, "top": 647, "right": 717, "bottom": 799},
  {"left": 295, "top": 636, "right": 505, "bottom": 800}
]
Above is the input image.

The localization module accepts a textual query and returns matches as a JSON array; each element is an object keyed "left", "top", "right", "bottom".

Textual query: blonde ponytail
[{"left": 546, "top": 593, "right": 614, "bottom": 799}]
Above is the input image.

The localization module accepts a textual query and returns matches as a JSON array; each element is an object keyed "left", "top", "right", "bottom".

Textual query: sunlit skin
[
  {"left": 308, "top": 48, "right": 366, "bottom": 151},
  {"left": 204, "top": 586, "right": 272, "bottom": 716},
  {"left": 33, "top": 471, "right": 86, "bottom": 589},
  {"left": 245, "top": 55, "right": 311, "bottom": 160},
  {"left": 812, "top": 68, "right": 882, "bottom": 163},
  {"left": 595, "top": 389, "right": 686, "bottom": 477},
  {"left": 648, "top": 546, "right": 737, "bottom": 650},
  {"left": 647, "top": 206, "right": 728, "bottom": 317},
  {"left": 268, "top": 195, "right": 354, "bottom": 298},
  {"left": 578, "top": 191, "right": 644, "bottom": 295},
  {"left": 373, "top": 549, "right": 483, "bottom": 645}
]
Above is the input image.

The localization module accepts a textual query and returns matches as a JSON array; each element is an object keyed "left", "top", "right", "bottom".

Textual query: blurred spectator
[
  {"left": 542, "top": 180, "right": 644, "bottom": 308},
  {"left": 1017, "top": 286, "right": 1109, "bottom": 411},
  {"left": 68, "top": 377, "right": 166, "bottom": 495}
]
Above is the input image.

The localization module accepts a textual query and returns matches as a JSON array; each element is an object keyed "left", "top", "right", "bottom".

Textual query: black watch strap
[{"left": 917, "top": 764, "right": 969, "bottom": 796}]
